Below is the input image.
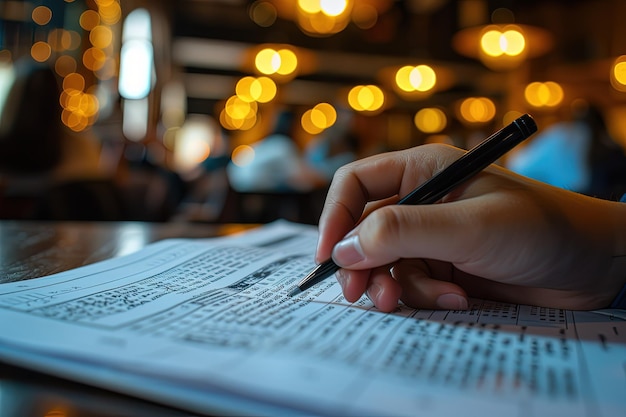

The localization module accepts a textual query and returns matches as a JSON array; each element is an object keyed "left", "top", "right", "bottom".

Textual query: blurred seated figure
[
  {"left": 507, "top": 102, "right": 626, "bottom": 200},
  {"left": 304, "top": 105, "right": 358, "bottom": 183},
  {"left": 227, "top": 110, "right": 326, "bottom": 193},
  {"left": 224, "top": 110, "right": 327, "bottom": 224},
  {"left": 0, "top": 58, "right": 126, "bottom": 220},
  {"left": 0, "top": 58, "right": 62, "bottom": 173}
]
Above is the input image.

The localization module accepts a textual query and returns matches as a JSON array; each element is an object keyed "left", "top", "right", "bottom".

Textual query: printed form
[{"left": 0, "top": 221, "right": 624, "bottom": 417}]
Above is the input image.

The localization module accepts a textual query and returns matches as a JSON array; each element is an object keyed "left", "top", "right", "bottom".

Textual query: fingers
[
  {"left": 337, "top": 265, "right": 403, "bottom": 313},
  {"left": 316, "top": 144, "right": 463, "bottom": 263},
  {"left": 392, "top": 260, "right": 468, "bottom": 310},
  {"left": 331, "top": 200, "right": 487, "bottom": 271}
]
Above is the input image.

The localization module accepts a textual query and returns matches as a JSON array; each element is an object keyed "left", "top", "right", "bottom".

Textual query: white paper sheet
[{"left": 0, "top": 221, "right": 624, "bottom": 416}]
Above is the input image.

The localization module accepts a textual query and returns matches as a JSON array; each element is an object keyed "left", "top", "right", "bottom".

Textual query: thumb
[{"left": 331, "top": 201, "right": 485, "bottom": 271}]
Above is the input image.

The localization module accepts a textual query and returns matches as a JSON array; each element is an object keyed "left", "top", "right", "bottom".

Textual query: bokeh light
[
  {"left": 610, "top": 55, "right": 626, "bottom": 93},
  {"left": 395, "top": 65, "right": 437, "bottom": 93},
  {"left": 414, "top": 108, "right": 447, "bottom": 133},
  {"left": 236, "top": 76, "right": 277, "bottom": 103},
  {"left": 348, "top": 85, "right": 384, "bottom": 113},
  {"left": 254, "top": 47, "right": 298, "bottom": 77},
  {"left": 231, "top": 145, "right": 256, "bottom": 167},
  {"left": 480, "top": 28, "right": 526, "bottom": 57},
  {"left": 524, "top": 81, "right": 564, "bottom": 108},
  {"left": 80, "top": 10, "right": 100, "bottom": 31},
  {"left": 32, "top": 6, "right": 52, "bottom": 26},
  {"left": 458, "top": 97, "right": 496, "bottom": 123},
  {"left": 31, "top": 42, "right": 52, "bottom": 62},
  {"left": 301, "top": 102, "right": 337, "bottom": 134}
]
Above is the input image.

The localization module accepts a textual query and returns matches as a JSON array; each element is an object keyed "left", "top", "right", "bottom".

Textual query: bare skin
[{"left": 315, "top": 144, "right": 626, "bottom": 313}]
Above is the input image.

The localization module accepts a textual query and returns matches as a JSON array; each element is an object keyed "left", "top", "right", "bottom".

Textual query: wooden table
[{"left": 0, "top": 220, "right": 256, "bottom": 417}]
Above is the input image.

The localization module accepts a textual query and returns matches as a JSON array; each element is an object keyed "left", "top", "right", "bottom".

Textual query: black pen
[{"left": 288, "top": 113, "right": 537, "bottom": 298}]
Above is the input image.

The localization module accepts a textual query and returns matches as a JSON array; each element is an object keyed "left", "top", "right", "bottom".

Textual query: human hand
[{"left": 316, "top": 144, "right": 626, "bottom": 312}]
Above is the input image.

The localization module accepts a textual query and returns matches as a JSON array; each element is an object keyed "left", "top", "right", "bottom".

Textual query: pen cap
[{"left": 513, "top": 114, "right": 538, "bottom": 137}]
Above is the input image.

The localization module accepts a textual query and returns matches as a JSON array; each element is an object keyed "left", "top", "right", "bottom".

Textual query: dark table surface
[{"left": 0, "top": 220, "right": 257, "bottom": 417}]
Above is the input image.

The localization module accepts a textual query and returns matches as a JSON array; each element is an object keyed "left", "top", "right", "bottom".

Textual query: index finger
[{"left": 315, "top": 144, "right": 464, "bottom": 262}]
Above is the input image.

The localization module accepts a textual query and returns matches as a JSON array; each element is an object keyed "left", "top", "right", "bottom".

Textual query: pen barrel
[{"left": 398, "top": 114, "right": 537, "bottom": 205}]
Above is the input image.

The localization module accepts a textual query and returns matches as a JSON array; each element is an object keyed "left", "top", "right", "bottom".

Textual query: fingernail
[
  {"left": 436, "top": 293, "right": 468, "bottom": 310},
  {"left": 332, "top": 235, "right": 365, "bottom": 266},
  {"left": 367, "top": 283, "right": 383, "bottom": 304}
]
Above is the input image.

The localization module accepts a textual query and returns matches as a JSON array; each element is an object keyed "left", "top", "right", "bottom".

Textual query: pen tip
[{"left": 287, "top": 287, "right": 302, "bottom": 298}]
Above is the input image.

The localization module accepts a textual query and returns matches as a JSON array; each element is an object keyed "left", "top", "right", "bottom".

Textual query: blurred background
[{"left": 1, "top": 0, "right": 625, "bottom": 225}]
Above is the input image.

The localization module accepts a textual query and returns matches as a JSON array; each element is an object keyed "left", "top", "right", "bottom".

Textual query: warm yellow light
[
  {"left": 524, "top": 81, "right": 563, "bottom": 107},
  {"left": 60, "top": 89, "right": 99, "bottom": 132},
  {"left": 313, "top": 103, "right": 337, "bottom": 127},
  {"left": 83, "top": 48, "right": 106, "bottom": 71},
  {"left": 502, "top": 30, "right": 525, "bottom": 56},
  {"left": 220, "top": 108, "right": 257, "bottom": 130},
  {"left": 32, "top": 6, "right": 52, "bottom": 26},
  {"left": 614, "top": 62, "right": 626, "bottom": 85},
  {"left": 395, "top": 65, "right": 436, "bottom": 93},
  {"left": 31, "top": 42, "right": 51, "bottom": 62},
  {"left": 480, "top": 30, "right": 503, "bottom": 57},
  {"left": 231, "top": 145, "right": 256, "bottom": 167},
  {"left": 301, "top": 109, "right": 323, "bottom": 134},
  {"left": 348, "top": 85, "right": 384, "bottom": 113},
  {"left": 410, "top": 65, "right": 436, "bottom": 92},
  {"left": 63, "top": 72, "right": 85, "bottom": 92},
  {"left": 225, "top": 95, "right": 257, "bottom": 120},
  {"left": 357, "top": 87, "right": 374, "bottom": 109},
  {"left": 395, "top": 66, "right": 414, "bottom": 92},
  {"left": 90, "top": 25, "right": 113, "bottom": 49},
  {"left": 254, "top": 47, "right": 298, "bottom": 77},
  {"left": 98, "top": 1, "right": 122, "bottom": 25},
  {"left": 414, "top": 108, "right": 447, "bottom": 133},
  {"left": 220, "top": 109, "right": 249, "bottom": 130},
  {"left": 255, "top": 48, "right": 279, "bottom": 74},
  {"left": 298, "top": 0, "right": 322, "bottom": 14},
  {"left": 235, "top": 77, "right": 255, "bottom": 102},
  {"left": 236, "top": 76, "right": 276, "bottom": 103},
  {"left": 302, "top": 102, "right": 337, "bottom": 134},
  {"left": 320, "top": 0, "right": 348, "bottom": 17},
  {"left": 480, "top": 28, "right": 525, "bottom": 57},
  {"left": 459, "top": 97, "right": 496, "bottom": 123},
  {"left": 610, "top": 56, "right": 626, "bottom": 92},
  {"left": 296, "top": 0, "right": 352, "bottom": 35},
  {"left": 80, "top": 10, "right": 100, "bottom": 31},
  {"left": 221, "top": 96, "right": 258, "bottom": 131},
  {"left": 254, "top": 77, "right": 277, "bottom": 102},
  {"left": 276, "top": 49, "right": 297, "bottom": 75}
]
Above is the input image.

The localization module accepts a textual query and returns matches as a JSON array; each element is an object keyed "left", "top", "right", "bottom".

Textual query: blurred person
[
  {"left": 507, "top": 102, "right": 626, "bottom": 200},
  {"left": 227, "top": 110, "right": 325, "bottom": 193},
  {"left": 0, "top": 58, "right": 62, "bottom": 173},
  {"left": 304, "top": 106, "right": 359, "bottom": 183},
  {"left": 0, "top": 58, "right": 124, "bottom": 220},
  {"left": 315, "top": 143, "right": 626, "bottom": 313}
]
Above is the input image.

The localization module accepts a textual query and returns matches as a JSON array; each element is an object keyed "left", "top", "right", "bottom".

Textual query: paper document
[{"left": 0, "top": 221, "right": 624, "bottom": 416}]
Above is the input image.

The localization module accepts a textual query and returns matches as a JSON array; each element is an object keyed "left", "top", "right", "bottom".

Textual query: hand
[{"left": 316, "top": 144, "right": 626, "bottom": 312}]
